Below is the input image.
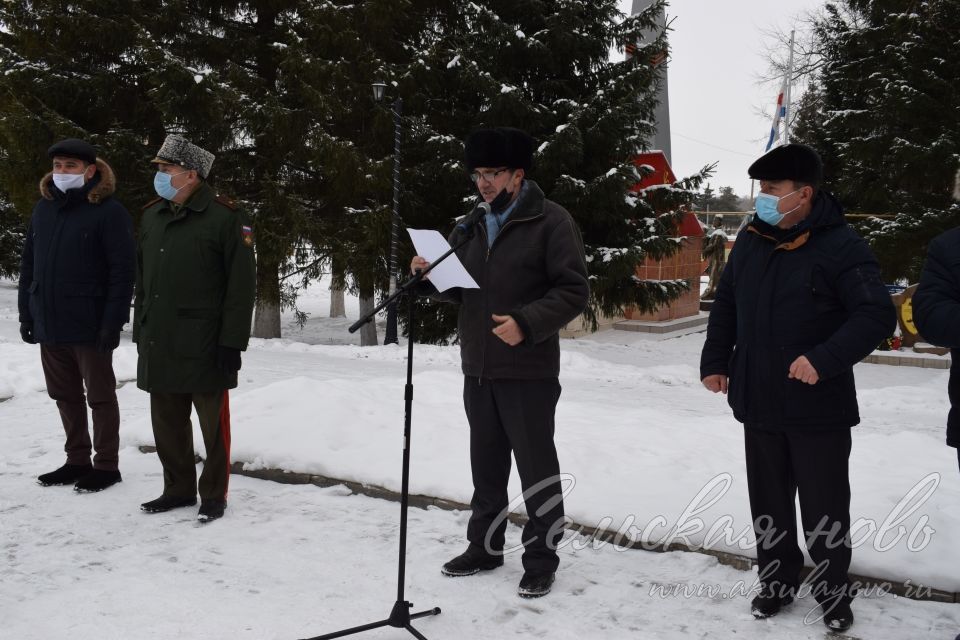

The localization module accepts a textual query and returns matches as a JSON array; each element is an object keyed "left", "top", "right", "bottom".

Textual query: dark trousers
[
  {"left": 463, "top": 376, "right": 564, "bottom": 575},
  {"left": 149, "top": 391, "right": 231, "bottom": 501},
  {"left": 744, "top": 426, "right": 853, "bottom": 605},
  {"left": 40, "top": 344, "right": 120, "bottom": 471}
]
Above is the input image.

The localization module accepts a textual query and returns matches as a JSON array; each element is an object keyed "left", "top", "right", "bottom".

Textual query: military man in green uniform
[{"left": 134, "top": 134, "right": 256, "bottom": 523}]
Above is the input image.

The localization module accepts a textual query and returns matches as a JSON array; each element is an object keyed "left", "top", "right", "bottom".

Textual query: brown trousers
[
  {"left": 149, "top": 391, "right": 231, "bottom": 501},
  {"left": 40, "top": 344, "right": 120, "bottom": 471}
]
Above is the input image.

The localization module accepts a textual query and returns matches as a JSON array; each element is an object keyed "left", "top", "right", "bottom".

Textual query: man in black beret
[
  {"left": 699, "top": 143, "right": 895, "bottom": 632},
  {"left": 410, "top": 127, "right": 589, "bottom": 598},
  {"left": 914, "top": 168, "right": 960, "bottom": 640},
  {"left": 18, "top": 138, "right": 135, "bottom": 493},
  {"left": 913, "top": 170, "right": 960, "bottom": 565}
]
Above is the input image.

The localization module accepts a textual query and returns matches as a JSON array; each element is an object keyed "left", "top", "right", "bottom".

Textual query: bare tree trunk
[
  {"left": 252, "top": 257, "right": 282, "bottom": 338},
  {"left": 329, "top": 283, "right": 346, "bottom": 318},
  {"left": 253, "top": 298, "right": 281, "bottom": 338},
  {"left": 358, "top": 291, "right": 377, "bottom": 346}
]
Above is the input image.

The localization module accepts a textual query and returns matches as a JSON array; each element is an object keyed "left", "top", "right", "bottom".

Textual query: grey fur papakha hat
[{"left": 151, "top": 134, "right": 216, "bottom": 179}]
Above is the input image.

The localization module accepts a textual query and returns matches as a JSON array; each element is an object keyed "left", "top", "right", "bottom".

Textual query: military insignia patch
[{"left": 242, "top": 225, "right": 254, "bottom": 247}]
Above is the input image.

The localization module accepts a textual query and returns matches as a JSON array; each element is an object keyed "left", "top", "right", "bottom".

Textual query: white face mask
[{"left": 52, "top": 172, "right": 86, "bottom": 192}]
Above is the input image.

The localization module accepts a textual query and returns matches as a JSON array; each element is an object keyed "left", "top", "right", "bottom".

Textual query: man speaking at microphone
[{"left": 410, "top": 127, "right": 589, "bottom": 598}]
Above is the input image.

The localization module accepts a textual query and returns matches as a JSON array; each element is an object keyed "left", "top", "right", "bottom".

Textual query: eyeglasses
[{"left": 469, "top": 168, "right": 510, "bottom": 184}]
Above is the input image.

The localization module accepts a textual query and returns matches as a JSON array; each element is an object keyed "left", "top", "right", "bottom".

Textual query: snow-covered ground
[{"left": 2, "top": 277, "right": 959, "bottom": 639}]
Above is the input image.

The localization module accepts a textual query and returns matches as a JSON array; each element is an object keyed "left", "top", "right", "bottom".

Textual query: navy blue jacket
[
  {"left": 18, "top": 160, "right": 136, "bottom": 344},
  {"left": 912, "top": 227, "right": 960, "bottom": 447},
  {"left": 700, "top": 191, "right": 896, "bottom": 430}
]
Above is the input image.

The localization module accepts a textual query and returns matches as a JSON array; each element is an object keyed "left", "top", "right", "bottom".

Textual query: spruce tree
[
  {"left": 0, "top": 194, "right": 24, "bottom": 278},
  {"left": 794, "top": 0, "right": 960, "bottom": 281}
]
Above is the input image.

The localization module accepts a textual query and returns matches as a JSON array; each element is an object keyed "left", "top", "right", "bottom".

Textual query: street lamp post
[{"left": 373, "top": 81, "right": 402, "bottom": 345}]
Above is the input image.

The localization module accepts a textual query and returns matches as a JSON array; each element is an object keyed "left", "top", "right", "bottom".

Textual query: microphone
[{"left": 455, "top": 201, "right": 491, "bottom": 234}]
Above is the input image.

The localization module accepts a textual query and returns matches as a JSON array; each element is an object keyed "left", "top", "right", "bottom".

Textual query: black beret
[
  {"left": 47, "top": 138, "right": 97, "bottom": 164},
  {"left": 747, "top": 143, "right": 823, "bottom": 186},
  {"left": 464, "top": 127, "right": 535, "bottom": 172}
]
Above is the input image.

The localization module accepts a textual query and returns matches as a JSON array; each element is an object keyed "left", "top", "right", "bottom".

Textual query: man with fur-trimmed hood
[{"left": 18, "top": 138, "right": 136, "bottom": 493}]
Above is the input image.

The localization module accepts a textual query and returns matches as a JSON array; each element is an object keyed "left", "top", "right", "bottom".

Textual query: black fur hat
[
  {"left": 464, "top": 127, "right": 535, "bottom": 172},
  {"left": 748, "top": 143, "right": 823, "bottom": 186}
]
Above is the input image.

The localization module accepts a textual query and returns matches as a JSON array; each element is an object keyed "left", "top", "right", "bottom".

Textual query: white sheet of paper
[{"left": 406, "top": 229, "right": 479, "bottom": 292}]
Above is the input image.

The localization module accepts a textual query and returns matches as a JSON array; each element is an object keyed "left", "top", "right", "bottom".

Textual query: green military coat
[{"left": 134, "top": 182, "right": 256, "bottom": 393}]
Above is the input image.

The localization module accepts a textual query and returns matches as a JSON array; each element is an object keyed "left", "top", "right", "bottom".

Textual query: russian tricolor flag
[{"left": 765, "top": 79, "right": 788, "bottom": 152}]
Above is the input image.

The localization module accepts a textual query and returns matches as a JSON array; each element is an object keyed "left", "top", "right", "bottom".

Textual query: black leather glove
[
  {"left": 20, "top": 322, "right": 37, "bottom": 345},
  {"left": 216, "top": 346, "right": 242, "bottom": 373},
  {"left": 96, "top": 329, "right": 121, "bottom": 353}
]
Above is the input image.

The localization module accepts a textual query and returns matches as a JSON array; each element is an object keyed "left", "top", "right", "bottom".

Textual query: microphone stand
[{"left": 302, "top": 225, "right": 478, "bottom": 640}]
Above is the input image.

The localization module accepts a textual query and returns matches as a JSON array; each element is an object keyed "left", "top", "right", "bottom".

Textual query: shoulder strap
[
  {"left": 141, "top": 196, "right": 163, "bottom": 211},
  {"left": 215, "top": 194, "right": 238, "bottom": 210}
]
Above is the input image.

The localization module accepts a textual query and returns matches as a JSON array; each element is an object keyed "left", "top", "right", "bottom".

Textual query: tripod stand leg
[
  {"left": 302, "top": 617, "right": 391, "bottom": 640},
  {"left": 405, "top": 625, "right": 429, "bottom": 640},
  {"left": 409, "top": 607, "right": 442, "bottom": 621}
]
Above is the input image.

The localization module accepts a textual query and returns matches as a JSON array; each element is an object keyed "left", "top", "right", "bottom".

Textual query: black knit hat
[
  {"left": 464, "top": 127, "right": 535, "bottom": 172},
  {"left": 748, "top": 143, "right": 823, "bottom": 186},
  {"left": 47, "top": 138, "right": 97, "bottom": 164}
]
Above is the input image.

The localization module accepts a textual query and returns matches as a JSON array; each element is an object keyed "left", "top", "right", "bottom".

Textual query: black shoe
[
  {"left": 74, "top": 469, "right": 122, "bottom": 493},
  {"left": 518, "top": 572, "right": 555, "bottom": 598},
  {"left": 751, "top": 585, "right": 795, "bottom": 619},
  {"left": 823, "top": 601, "right": 854, "bottom": 632},
  {"left": 140, "top": 494, "right": 197, "bottom": 513},
  {"left": 441, "top": 545, "right": 504, "bottom": 577},
  {"left": 197, "top": 498, "right": 227, "bottom": 523},
  {"left": 38, "top": 463, "right": 92, "bottom": 486}
]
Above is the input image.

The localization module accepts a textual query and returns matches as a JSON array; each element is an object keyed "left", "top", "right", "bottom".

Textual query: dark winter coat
[
  {"left": 18, "top": 160, "right": 135, "bottom": 344},
  {"left": 133, "top": 182, "right": 256, "bottom": 393},
  {"left": 425, "top": 180, "right": 589, "bottom": 379},
  {"left": 912, "top": 227, "right": 960, "bottom": 447},
  {"left": 700, "top": 191, "right": 896, "bottom": 430}
]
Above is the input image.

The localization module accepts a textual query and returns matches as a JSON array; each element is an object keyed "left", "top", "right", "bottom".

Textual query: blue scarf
[{"left": 485, "top": 181, "right": 527, "bottom": 247}]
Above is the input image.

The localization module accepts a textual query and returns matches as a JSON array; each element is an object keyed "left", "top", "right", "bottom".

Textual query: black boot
[
  {"left": 141, "top": 494, "right": 197, "bottom": 513},
  {"left": 751, "top": 584, "right": 795, "bottom": 619},
  {"left": 38, "top": 463, "right": 92, "bottom": 486},
  {"left": 74, "top": 469, "right": 122, "bottom": 493},
  {"left": 518, "top": 572, "right": 555, "bottom": 598},
  {"left": 823, "top": 600, "right": 854, "bottom": 632},
  {"left": 197, "top": 498, "right": 227, "bottom": 523},
  {"left": 441, "top": 544, "right": 503, "bottom": 577}
]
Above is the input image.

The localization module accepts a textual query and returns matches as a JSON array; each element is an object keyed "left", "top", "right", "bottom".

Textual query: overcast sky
[{"left": 618, "top": 0, "right": 824, "bottom": 199}]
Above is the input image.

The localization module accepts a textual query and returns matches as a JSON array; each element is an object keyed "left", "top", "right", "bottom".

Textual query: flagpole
[{"left": 783, "top": 30, "right": 796, "bottom": 145}]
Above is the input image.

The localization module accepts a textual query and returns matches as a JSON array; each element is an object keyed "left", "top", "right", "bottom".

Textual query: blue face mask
[
  {"left": 153, "top": 171, "right": 186, "bottom": 200},
  {"left": 754, "top": 189, "right": 800, "bottom": 226}
]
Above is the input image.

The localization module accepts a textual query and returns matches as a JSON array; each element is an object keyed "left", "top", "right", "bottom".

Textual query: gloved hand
[
  {"left": 96, "top": 329, "right": 121, "bottom": 353},
  {"left": 20, "top": 322, "right": 37, "bottom": 345},
  {"left": 216, "top": 346, "right": 242, "bottom": 374}
]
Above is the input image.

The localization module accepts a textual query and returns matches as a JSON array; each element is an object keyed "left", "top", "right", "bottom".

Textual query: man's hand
[
  {"left": 217, "top": 346, "right": 243, "bottom": 374},
  {"left": 96, "top": 329, "right": 121, "bottom": 353},
  {"left": 492, "top": 314, "right": 524, "bottom": 346},
  {"left": 19, "top": 322, "right": 36, "bottom": 345},
  {"left": 788, "top": 355, "right": 819, "bottom": 385},
  {"left": 702, "top": 374, "right": 728, "bottom": 394},
  {"left": 410, "top": 256, "right": 430, "bottom": 279}
]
